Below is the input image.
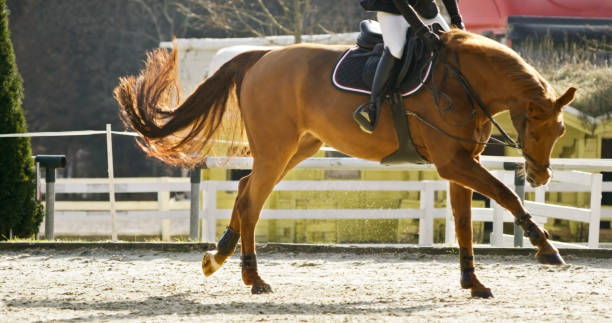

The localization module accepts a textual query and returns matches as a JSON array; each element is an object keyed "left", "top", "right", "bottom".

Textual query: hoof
[
  {"left": 201, "top": 252, "right": 220, "bottom": 277},
  {"left": 536, "top": 252, "right": 566, "bottom": 265},
  {"left": 251, "top": 282, "right": 273, "bottom": 294},
  {"left": 471, "top": 288, "right": 494, "bottom": 298}
]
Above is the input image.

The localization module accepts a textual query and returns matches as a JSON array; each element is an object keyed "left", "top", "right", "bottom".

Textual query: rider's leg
[
  {"left": 353, "top": 12, "right": 405, "bottom": 133},
  {"left": 377, "top": 11, "right": 410, "bottom": 59}
]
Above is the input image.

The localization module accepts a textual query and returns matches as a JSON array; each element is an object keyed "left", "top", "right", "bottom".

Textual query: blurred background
[{"left": 4, "top": 0, "right": 612, "bottom": 243}]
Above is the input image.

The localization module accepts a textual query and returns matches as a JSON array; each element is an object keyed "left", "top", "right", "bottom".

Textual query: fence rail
[
  {"left": 40, "top": 167, "right": 608, "bottom": 248},
  {"left": 6, "top": 126, "right": 612, "bottom": 244}
]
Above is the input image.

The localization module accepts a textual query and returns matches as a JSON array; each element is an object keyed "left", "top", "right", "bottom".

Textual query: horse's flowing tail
[{"left": 113, "top": 46, "right": 270, "bottom": 167}]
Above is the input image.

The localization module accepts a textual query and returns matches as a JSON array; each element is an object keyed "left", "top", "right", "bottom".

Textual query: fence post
[
  {"left": 444, "top": 181, "right": 455, "bottom": 245},
  {"left": 491, "top": 200, "right": 504, "bottom": 247},
  {"left": 504, "top": 162, "right": 525, "bottom": 247},
  {"left": 44, "top": 168, "right": 55, "bottom": 240},
  {"left": 157, "top": 177, "right": 170, "bottom": 211},
  {"left": 202, "top": 181, "right": 217, "bottom": 243},
  {"left": 161, "top": 219, "right": 171, "bottom": 241},
  {"left": 419, "top": 181, "right": 434, "bottom": 246},
  {"left": 589, "top": 173, "right": 602, "bottom": 248},
  {"left": 35, "top": 161, "right": 41, "bottom": 201},
  {"left": 34, "top": 155, "right": 66, "bottom": 241},
  {"left": 490, "top": 171, "right": 503, "bottom": 247},
  {"left": 189, "top": 167, "right": 201, "bottom": 241},
  {"left": 106, "top": 124, "right": 118, "bottom": 242},
  {"left": 35, "top": 161, "right": 41, "bottom": 240}
]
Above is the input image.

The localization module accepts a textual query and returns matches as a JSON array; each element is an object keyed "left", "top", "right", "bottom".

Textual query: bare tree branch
[{"left": 256, "top": 0, "right": 294, "bottom": 35}]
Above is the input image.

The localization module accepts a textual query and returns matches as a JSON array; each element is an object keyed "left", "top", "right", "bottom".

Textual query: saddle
[
  {"left": 332, "top": 20, "right": 433, "bottom": 97},
  {"left": 331, "top": 20, "right": 432, "bottom": 165}
]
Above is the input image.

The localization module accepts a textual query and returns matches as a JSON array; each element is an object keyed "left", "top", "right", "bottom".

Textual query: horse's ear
[{"left": 555, "top": 87, "right": 577, "bottom": 111}]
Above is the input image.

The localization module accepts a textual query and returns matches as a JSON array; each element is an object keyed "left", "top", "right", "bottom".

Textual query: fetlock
[
  {"left": 240, "top": 253, "right": 258, "bottom": 285},
  {"left": 459, "top": 247, "right": 475, "bottom": 288},
  {"left": 515, "top": 214, "right": 548, "bottom": 246},
  {"left": 527, "top": 226, "right": 550, "bottom": 246},
  {"left": 217, "top": 226, "right": 240, "bottom": 256}
]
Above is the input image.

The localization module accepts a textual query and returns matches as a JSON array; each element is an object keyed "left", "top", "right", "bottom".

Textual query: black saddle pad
[{"left": 332, "top": 30, "right": 433, "bottom": 97}]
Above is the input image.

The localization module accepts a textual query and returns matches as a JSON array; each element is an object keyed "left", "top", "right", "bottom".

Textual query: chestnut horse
[{"left": 114, "top": 29, "right": 576, "bottom": 298}]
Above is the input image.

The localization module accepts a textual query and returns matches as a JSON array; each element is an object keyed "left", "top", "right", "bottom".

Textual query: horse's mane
[{"left": 442, "top": 29, "right": 553, "bottom": 110}]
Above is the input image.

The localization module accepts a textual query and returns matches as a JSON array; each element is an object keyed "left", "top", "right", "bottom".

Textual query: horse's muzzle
[{"left": 526, "top": 165, "right": 552, "bottom": 188}]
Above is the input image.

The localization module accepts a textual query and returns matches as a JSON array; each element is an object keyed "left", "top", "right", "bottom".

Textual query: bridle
[
  {"left": 512, "top": 112, "right": 552, "bottom": 174},
  {"left": 403, "top": 47, "right": 552, "bottom": 174}
]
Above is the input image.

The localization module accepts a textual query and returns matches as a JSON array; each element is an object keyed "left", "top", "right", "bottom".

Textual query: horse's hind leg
[
  {"left": 201, "top": 156, "right": 290, "bottom": 294},
  {"left": 449, "top": 182, "right": 493, "bottom": 298},
  {"left": 239, "top": 135, "right": 322, "bottom": 294},
  {"left": 237, "top": 155, "right": 299, "bottom": 294},
  {"left": 201, "top": 135, "right": 322, "bottom": 279},
  {"left": 201, "top": 174, "right": 250, "bottom": 277}
]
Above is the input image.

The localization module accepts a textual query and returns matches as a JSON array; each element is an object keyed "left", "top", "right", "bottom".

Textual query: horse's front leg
[
  {"left": 438, "top": 158, "right": 564, "bottom": 264},
  {"left": 449, "top": 182, "right": 493, "bottom": 298}
]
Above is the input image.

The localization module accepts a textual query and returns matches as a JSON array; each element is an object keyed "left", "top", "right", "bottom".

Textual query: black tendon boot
[{"left": 353, "top": 47, "right": 399, "bottom": 133}]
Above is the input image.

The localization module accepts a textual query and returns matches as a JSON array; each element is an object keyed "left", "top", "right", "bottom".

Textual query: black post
[
  {"left": 34, "top": 155, "right": 66, "bottom": 241},
  {"left": 514, "top": 166, "right": 526, "bottom": 247},
  {"left": 504, "top": 162, "right": 525, "bottom": 247},
  {"left": 190, "top": 167, "right": 202, "bottom": 241}
]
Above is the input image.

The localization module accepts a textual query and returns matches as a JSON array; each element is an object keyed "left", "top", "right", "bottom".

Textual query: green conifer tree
[{"left": 0, "top": 0, "right": 43, "bottom": 239}]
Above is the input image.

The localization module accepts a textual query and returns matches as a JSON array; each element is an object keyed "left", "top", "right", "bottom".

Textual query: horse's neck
[
  {"left": 462, "top": 61, "right": 525, "bottom": 118},
  {"left": 457, "top": 50, "right": 531, "bottom": 118}
]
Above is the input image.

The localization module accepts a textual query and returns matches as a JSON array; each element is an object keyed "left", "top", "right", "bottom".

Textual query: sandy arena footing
[{"left": 0, "top": 244, "right": 610, "bottom": 322}]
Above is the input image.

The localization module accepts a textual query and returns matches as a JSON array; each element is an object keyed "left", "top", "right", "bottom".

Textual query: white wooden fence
[
  {"left": 456, "top": 170, "right": 603, "bottom": 248},
  {"left": 199, "top": 180, "right": 448, "bottom": 245},
  {"left": 41, "top": 178, "right": 192, "bottom": 236},
  {"left": 41, "top": 163, "right": 607, "bottom": 248}
]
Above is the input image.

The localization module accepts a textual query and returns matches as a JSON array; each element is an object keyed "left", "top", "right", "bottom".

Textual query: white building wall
[{"left": 160, "top": 33, "right": 358, "bottom": 95}]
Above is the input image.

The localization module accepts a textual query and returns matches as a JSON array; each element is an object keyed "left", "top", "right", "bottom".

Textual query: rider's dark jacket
[
  {"left": 359, "top": 0, "right": 404, "bottom": 14},
  {"left": 359, "top": 0, "right": 453, "bottom": 20}
]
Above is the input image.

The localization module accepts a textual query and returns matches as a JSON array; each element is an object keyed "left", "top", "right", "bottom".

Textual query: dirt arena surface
[{"left": 0, "top": 248, "right": 610, "bottom": 322}]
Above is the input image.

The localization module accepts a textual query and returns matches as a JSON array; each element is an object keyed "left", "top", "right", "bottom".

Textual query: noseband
[{"left": 513, "top": 113, "right": 552, "bottom": 174}]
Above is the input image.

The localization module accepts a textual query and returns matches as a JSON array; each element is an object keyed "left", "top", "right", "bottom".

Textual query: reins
[
  {"left": 437, "top": 51, "right": 521, "bottom": 149},
  {"left": 400, "top": 46, "right": 551, "bottom": 172},
  {"left": 405, "top": 49, "right": 519, "bottom": 149}
]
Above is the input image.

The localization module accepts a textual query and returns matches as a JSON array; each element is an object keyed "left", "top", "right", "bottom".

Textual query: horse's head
[{"left": 512, "top": 87, "right": 576, "bottom": 187}]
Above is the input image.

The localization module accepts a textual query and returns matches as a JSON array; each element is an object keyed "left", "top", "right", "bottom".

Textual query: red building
[{"left": 459, "top": 0, "right": 612, "bottom": 35}]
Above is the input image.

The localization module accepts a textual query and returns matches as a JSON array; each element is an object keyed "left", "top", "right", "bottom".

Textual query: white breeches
[{"left": 377, "top": 11, "right": 450, "bottom": 59}]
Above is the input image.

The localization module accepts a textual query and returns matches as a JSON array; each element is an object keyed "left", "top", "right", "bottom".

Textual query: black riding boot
[{"left": 353, "top": 47, "right": 399, "bottom": 133}]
